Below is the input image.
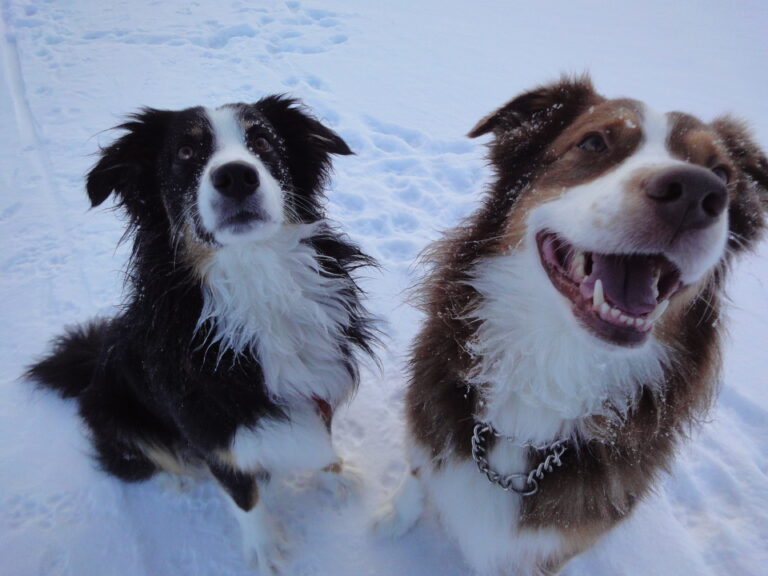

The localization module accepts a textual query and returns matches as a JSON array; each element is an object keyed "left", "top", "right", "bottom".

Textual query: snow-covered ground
[{"left": 1, "top": 1, "right": 767, "bottom": 575}]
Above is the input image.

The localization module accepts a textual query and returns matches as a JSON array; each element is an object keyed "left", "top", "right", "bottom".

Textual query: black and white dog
[{"left": 28, "top": 97, "right": 377, "bottom": 573}]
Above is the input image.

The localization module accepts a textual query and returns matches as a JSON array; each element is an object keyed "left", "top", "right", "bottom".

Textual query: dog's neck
[
  {"left": 196, "top": 222, "right": 355, "bottom": 404},
  {"left": 466, "top": 247, "right": 668, "bottom": 445}
]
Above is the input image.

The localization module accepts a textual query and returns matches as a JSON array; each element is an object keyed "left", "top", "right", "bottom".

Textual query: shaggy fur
[
  {"left": 28, "top": 97, "right": 376, "bottom": 574},
  {"left": 380, "top": 76, "right": 768, "bottom": 575}
]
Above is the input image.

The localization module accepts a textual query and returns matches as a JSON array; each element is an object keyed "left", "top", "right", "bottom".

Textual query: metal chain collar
[{"left": 470, "top": 422, "right": 568, "bottom": 497}]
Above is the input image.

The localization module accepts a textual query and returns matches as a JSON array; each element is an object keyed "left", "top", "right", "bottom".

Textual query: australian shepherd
[
  {"left": 377, "top": 76, "right": 768, "bottom": 575},
  {"left": 28, "top": 97, "right": 377, "bottom": 574}
]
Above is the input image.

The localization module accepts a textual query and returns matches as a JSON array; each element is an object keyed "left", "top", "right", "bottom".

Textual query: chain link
[{"left": 471, "top": 422, "right": 567, "bottom": 497}]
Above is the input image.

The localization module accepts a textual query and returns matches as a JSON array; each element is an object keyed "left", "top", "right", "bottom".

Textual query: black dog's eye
[
  {"left": 577, "top": 132, "right": 608, "bottom": 153},
  {"left": 177, "top": 146, "right": 195, "bottom": 161},
  {"left": 252, "top": 137, "right": 271, "bottom": 153},
  {"left": 711, "top": 165, "right": 731, "bottom": 184}
]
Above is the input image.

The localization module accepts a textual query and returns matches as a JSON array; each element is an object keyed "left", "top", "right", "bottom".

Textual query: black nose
[
  {"left": 645, "top": 166, "right": 728, "bottom": 232},
  {"left": 211, "top": 161, "right": 260, "bottom": 201}
]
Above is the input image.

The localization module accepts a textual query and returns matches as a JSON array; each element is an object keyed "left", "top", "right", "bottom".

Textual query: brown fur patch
[
  {"left": 138, "top": 442, "right": 192, "bottom": 476},
  {"left": 323, "top": 460, "right": 343, "bottom": 474},
  {"left": 668, "top": 112, "right": 729, "bottom": 166},
  {"left": 215, "top": 449, "right": 238, "bottom": 469},
  {"left": 181, "top": 225, "right": 215, "bottom": 277}
]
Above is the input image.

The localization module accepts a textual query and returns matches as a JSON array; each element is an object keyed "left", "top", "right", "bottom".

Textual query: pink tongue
[{"left": 591, "top": 254, "right": 658, "bottom": 315}]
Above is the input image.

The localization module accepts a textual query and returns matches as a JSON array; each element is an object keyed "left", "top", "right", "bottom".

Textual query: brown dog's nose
[{"left": 645, "top": 166, "right": 728, "bottom": 232}]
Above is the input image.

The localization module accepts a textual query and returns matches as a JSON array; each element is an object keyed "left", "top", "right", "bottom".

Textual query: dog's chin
[{"left": 213, "top": 214, "right": 282, "bottom": 245}]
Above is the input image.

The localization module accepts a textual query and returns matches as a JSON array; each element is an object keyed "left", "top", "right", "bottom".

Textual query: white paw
[
  {"left": 372, "top": 500, "right": 415, "bottom": 539},
  {"left": 236, "top": 507, "right": 291, "bottom": 574},
  {"left": 371, "top": 472, "right": 424, "bottom": 539},
  {"left": 243, "top": 527, "right": 290, "bottom": 575},
  {"left": 318, "top": 460, "right": 363, "bottom": 502}
]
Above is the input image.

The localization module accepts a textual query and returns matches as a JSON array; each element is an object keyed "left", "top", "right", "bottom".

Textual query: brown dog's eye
[
  {"left": 577, "top": 133, "right": 608, "bottom": 153},
  {"left": 178, "top": 146, "right": 195, "bottom": 161},
  {"left": 711, "top": 165, "right": 730, "bottom": 184},
  {"left": 252, "top": 137, "right": 271, "bottom": 153}
]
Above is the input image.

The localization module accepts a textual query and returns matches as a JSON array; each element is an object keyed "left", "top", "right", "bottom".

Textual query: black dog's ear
[
  {"left": 712, "top": 115, "right": 768, "bottom": 251},
  {"left": 257, "top": 95, "right": 352, "bottom": 156},
  {"left": 86, "top": 108, "right": 171, "bottom": 209},
  {"left": 468, "top": 74, "right": 599, "bottom": 138},
  {"left": 256, "top": 95, "right": 352, "bottom": 197}
]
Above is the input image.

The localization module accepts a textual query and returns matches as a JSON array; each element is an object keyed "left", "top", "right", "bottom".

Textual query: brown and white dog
[{"left": 376, "top": 77, "right": 768, "bottom": 575}]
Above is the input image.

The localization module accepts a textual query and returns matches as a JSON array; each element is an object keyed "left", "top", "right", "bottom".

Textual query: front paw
[
  {"left": 318, "top": 459, "right": 363, "bottom": 502},
  {"left": 371, "top": 471, "right": 424, "bottom": 539},
  {"left": 239, "top": 509, "right": 291, "bottom": 574}
]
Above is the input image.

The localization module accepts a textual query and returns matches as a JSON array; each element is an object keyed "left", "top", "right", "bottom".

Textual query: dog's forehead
[
  {"left": 575, "top": 98, "right": 644, "bottom": 129},
  {"left": 637, "top": 104, "right": 671, "bottom": 149},
  {"left": 232, "top": 103, "right": 272, "bottom": 129},
  {"left": 549, "top": 98, "right": 645, "bottom": 156},
  {"left": 203, "top": 104, "right": 281, "bottom": 147},
  {"left": 564, "top": 98, "right": 665, "bottom": 144},
  {"left": 162, "top": 107, "right": 209, "bottom": 139},
  {"left": 203, "top": 106, "right": 243, "bottom": 147},
  {"left": 569, "top": 99, "right": 723, "bottom": 159}
]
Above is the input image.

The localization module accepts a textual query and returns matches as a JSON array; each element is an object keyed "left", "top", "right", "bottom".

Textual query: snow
[{"left": 1, "top": 1, "right": 767, "bottom": 575}]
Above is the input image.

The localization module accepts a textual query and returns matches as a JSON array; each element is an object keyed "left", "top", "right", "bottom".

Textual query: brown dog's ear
[
  {"left": 711, "top": 115, "right": 768, "bottom": 251},
  {"left": 468, "top": 75, "right": 599, "bottom": 138}
]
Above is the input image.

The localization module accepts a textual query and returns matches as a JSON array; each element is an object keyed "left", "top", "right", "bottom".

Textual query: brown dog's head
[{"left": 469, "top": 76, "right": 768, "bottom": 348}]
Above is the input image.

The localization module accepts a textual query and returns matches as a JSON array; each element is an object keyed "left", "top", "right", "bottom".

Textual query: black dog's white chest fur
[{"left": 197, "top": 223, "right": 357, "bottom": 405}]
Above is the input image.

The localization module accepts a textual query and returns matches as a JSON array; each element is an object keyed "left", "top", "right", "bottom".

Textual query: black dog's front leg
[
  {"left": 208, "top": 460, "right": 289, "bottom": 574},
  {"left": 208, "top": 460, "right": 264, "bottom": 511}
]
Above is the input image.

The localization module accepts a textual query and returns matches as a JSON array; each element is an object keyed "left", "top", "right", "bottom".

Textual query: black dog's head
[{"left": 87, "top": 96, "right": 352, "bottom": 246}]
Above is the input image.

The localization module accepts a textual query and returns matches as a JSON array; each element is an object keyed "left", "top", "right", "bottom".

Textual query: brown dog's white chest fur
[{"left": 379, "top": 77, "right": 768, "bottom": 576}]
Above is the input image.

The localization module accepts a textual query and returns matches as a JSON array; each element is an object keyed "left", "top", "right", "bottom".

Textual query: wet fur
[
  {"left": 27, "top": 97, "right": 377, "bottom": 570},
  {"left": 399, "top": 76, "right": 768, "bottom": 575}
]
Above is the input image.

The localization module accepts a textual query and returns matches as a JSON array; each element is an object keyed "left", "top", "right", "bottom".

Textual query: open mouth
[{"left": 536, "top": 230, "right": 683, "bottom": 346}]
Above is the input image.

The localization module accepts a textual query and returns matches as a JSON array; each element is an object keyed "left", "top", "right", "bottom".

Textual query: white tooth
[
  {"left": 647, "top": 299, "right": 670, "bottom": 323},
  {"left": 619, "top": 314, "right": 632, "bottom": 325},
  {"left": 610, "top": 308, "right": 621, "bottom": 319},
  {"left": 572, "top": 252, "right": 586, "bottom": 281},
  {"left": 652, "top": 268, "right": 661, "bottom": 300},
  {"left": 593, "top": 279, "right": 605, "bottom": 308},
  {"left": 636, "top": 318, "right": 646, "bottom": 330},
  {"left": 600, "top": 302, "right": 611, "bottom": 316}
]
